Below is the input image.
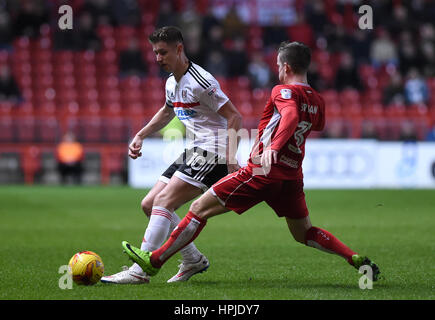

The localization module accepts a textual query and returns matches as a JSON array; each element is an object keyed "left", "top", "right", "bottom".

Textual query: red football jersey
[{"left": 248, "top": 83, "right": 325, "bottom": 180}]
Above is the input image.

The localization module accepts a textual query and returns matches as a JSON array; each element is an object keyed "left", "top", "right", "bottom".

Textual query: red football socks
[
  {"left": 305, "top": 226, "right": 357, "bottom": 265},
  {"left": 150, "top": 211, "right": 207, "bottom": 268}
]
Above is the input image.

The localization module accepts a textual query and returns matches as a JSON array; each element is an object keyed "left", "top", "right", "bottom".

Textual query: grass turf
[{"left": 0, "top": 186, "right": 434, "bottom": 300}]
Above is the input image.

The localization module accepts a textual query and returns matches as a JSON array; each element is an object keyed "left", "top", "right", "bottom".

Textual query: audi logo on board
[{"left": 303, "top": 150, "right": 374, "bottom": 178}]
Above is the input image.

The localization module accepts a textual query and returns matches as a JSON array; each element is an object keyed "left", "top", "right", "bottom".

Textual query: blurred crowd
[{"left": 0, "top": 0, "right": 434, "bottom": 141}]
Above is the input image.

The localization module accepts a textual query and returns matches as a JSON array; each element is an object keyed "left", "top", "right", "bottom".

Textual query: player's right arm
[
  {"left": 128, "top": 104, "right": 175, "bottom": 159},
  {"left": 260, "top": 86, "right": 299, "bottom": 172}
]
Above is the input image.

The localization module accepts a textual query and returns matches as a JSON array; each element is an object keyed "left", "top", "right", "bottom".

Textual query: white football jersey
[{"left": 165, "top": 61, "right": 229, "bottom": 158}]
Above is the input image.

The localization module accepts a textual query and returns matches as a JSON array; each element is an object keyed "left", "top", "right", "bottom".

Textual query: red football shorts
[{"left": 209, "top": 166, "right": 309, "bottom": 219}]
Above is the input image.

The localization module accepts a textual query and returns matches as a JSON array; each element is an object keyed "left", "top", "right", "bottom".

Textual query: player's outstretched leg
[
  {"left": 122, "top": 211, "right": 207, "bottom": 276},
  {"left": 166, "top": 210, "right": 210, "bottom": 282},
  {"left": 304, "top": 226, "right": 381, "bottom": 280},
  {"left": 123, "top": 192, "right": 227, "bottom": 276},
  {"left": 286, "top": 217, "right": 381, "bottom": 281}
]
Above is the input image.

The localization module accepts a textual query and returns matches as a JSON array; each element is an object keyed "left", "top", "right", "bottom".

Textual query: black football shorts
[{"left": 159, "top": 147, "right": 228, "bottom": 192}]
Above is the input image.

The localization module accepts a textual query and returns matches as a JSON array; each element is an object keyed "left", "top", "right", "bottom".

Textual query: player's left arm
[{"left": 217, "top": 100, "right": 243, "bottom": 172}]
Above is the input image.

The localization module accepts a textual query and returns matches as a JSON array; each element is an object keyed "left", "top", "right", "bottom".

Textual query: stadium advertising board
[{"left": 128, "top": 140, "right": 435, "bottom": 189}]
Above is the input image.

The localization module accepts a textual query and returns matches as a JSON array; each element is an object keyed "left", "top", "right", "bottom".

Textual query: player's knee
[
  {"left": 190, "top": 199, "right": 208, "bottom": 220},
  {"left": 141, "top": 198, "right": 153, "bottom": 217}
]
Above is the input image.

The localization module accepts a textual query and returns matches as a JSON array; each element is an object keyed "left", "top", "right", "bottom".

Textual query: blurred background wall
[{"left": 0, "top": 0, "right": 434, "bottom": 185}]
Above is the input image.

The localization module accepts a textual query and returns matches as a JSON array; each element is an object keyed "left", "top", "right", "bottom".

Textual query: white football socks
[{"left": 130, "top": 206, "right": 172, "bottom": 275}]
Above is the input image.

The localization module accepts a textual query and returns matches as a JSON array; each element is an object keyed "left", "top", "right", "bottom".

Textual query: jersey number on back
[{"left": 288, "top": 121, "right": 312, "bottom": 154}]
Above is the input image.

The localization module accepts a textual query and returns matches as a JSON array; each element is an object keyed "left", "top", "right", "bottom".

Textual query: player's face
[{"left": 151, "top": 41, "right": 181, "bottom": 73}]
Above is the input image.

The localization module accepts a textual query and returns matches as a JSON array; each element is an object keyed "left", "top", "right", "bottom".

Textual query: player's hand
[
  {"left": 128, "top": 135, "right": 143, "bottom": 159},
  {"left": 261, "top": 149, "right": 278, "bottom": 174}
]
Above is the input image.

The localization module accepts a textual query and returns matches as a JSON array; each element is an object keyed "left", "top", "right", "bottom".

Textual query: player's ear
[
  {"left": 176, "top": 42, "right": 183, "bottom": 56},
  {"left": 285, "top": 62, "right": 292, "bottom": 74}
]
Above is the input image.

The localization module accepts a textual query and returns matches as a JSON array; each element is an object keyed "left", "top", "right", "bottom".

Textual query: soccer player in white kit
[{"left": 101, "top": 26, "right": 242, "bottom": 284}]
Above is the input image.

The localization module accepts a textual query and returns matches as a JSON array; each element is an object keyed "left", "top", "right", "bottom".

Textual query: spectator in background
[
  {"left": 361, "top": 121, "right": 379, "bottom": 140},
  {"left": 74, "top": 11, "right": 101, "bottom": 51},
  {"left": 156, "top": 0, "right": 178, "bottom": 28},
  {"left": 13, "top": 0, "right": 49, "bottom": 38},
  {"left": 178, "top": 3, "right": 203, "bottom": 66},
  {"left": 0, "top": 65, "right": 21, "bottom": 103},
  {"left": 204, "top": 50, "right": 228, "bottom": 77},
  {"left": 109, "top": 0, "right": 141, "bottom": 26},
  {"left": 386, "top": 5, "right": 416, "bottom": 36},
  {"left": 398, "top": 37, "right": 422, "bottom": 76},
  {"left": 177, "top": 2, "right": 202, "bottom": 45},
  {"left": 262, "top": 15, "right": 288, "bottom": 50},
  {"left": 420, "top": 41, "right": 435, "bottom": 77},
  {"left": 370, "top": 28, "right": 398, "bottom": 68},
  {"left": 204, "top": 24, "right": 225, "bottom": 55},
  {"left": 119, "top": 38, "right": 147, "bottom": 77},
  {"left": 350, "top": 29, "right": 372, "bottom": 66},
  {"left": 247, "top": 52, "right": 272, "bottom": 89},
  {"left": 222, "top": 6, "right": 246, "bottom": 40},
  {"left": 81, "top": 0, "right": 115, "bottom": 25},
  {"left": 304, "top": 0, "right": 329, "bottom": 37},
  {"left": 404, "top": 68, "right": 429, "bottom": 105},
  {"left": 185, "top": 37, "right": 205, "bottom": 66},
  {"left": 326, "top": 25, "right": 351, "bottom": 53},
  {"left": 56, "top": 132, "right": 84, "bottom": 185},
  {"left": 334, "top": 52, "right": 362, "bottom": 91},
  {"left": 399, "top": 120, "right": 418, "bottom": 141},
  {"left": 419, "top": 22, "right": 435, "bottom": 44},
  {"left": 0, "top": 10, "right": 13, "bottom": 49},
  {"left": 307, "top": 61, "right": 326, "bottom": 91},
  {"left": 200, "top": 7, "right": 221, "bottom": 43},
  {"left": 383, "top": 72, "right": 405, "bottom": 106},
  {"left": 226, "top": 37, "right": 248, "bottom": 77}
]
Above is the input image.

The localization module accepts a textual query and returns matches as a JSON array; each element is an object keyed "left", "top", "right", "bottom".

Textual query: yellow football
[{"left": 68, "top": 251, "right": 104, "bottom": 285}]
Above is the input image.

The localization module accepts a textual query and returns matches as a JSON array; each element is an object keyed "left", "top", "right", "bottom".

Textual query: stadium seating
[{"left": 1, "top": 2, "right": 435, "bottom": 185}]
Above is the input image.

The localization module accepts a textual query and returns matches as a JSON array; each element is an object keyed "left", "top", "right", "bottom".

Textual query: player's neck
[
  {"left": 283, "top": 73, "right": 308, "bottom": 86},
  {"left": 173, "top": 55, "right": 190, "bottom": 82}
]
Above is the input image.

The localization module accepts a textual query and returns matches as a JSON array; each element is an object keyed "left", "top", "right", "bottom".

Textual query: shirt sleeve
[
  {"left": 269, "top": 86, "right": 299, "bottom": 151},
  {"left": 270, "top": 106, "right": 299, "bottom": 151},
  {"left": 165, "top": 77, "right": 174, "bottom": 108},
  {"left": 198, "top": 76, "right": 229, "bottom": 112}
]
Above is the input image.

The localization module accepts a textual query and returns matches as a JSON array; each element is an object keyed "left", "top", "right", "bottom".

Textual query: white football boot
[
  {"left": 167, "top": 255, "right": 210, "bottom": 283},
  {"left": 100, "top": 266, "right": 150, "bottom": 284}
]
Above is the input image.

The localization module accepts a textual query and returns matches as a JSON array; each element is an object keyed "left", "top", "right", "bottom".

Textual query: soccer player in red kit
[{"left": 123, "top": 41, "right": 381, "bottom": 282}]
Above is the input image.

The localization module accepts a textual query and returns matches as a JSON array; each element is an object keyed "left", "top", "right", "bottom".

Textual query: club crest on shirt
[
  {"left": 280, "top": 88, "right": 292, "bottom": 99},
  {"left": 167, "top": 89, "right": 175, "bottom": 100},
  {"left": 207, "top": 87, "right": 217, "bottom": 96}
]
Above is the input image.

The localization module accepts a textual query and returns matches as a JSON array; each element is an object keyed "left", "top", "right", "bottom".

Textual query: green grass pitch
[{"left": 0, "top": 186, "right": 434, "bottom": 300}]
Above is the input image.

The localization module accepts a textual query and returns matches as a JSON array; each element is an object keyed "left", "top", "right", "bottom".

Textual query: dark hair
[
  {"left": 148, "top": 26, "right": 184, "bottom": 45},
  {"left": 277, "top": 41, "right": 311, "bottom": 74}
]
